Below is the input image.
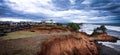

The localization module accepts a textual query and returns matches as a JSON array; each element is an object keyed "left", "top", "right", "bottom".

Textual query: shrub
[
  {"left": 30, "top": 30, "right": 35, "bottom": 32},
  {"left": 100, "top": 25, "right": 107, "bottom": 33},
  {"left": 67, "top": 23, "right": 80, "bottom": 31},
  {"left": 91, "top": 25, "right": 107, "bottom": 36},
  {"left": 0, "top": 32, "right": 7, "bottom": 37},
  {"left": 56, "top": 23, "right": 63, "bottom": 26},
  {"left": 91, "top": 28, "right": 101, "bottom": 36}
]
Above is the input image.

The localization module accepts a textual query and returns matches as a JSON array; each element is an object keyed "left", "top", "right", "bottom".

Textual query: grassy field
[
  {"left": 0, "top": 31, "right": 41, "bottom": 40},
  {"left": 0, "top": 30, "right": 71, "bottom": 40}
]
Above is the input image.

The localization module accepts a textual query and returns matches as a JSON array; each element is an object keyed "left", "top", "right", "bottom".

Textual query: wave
[
  {"left": 98, "top": 40, "right": 120, "bottom": 52},
  {"left": 79, "top": 24, "right": 101, "bottom": 34},
  {"left": 80, "top": 24, "right": 120, "bottom": 52},
  {"left": 79, "top": 24, "right": 120, "bottom": 35},
  {"left": 106, "top": 26, "right": 120, "bottom": 32}
]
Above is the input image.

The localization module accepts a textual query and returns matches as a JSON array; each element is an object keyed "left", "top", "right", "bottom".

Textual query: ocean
[{"left": 79, "top": 23, "right": 120, "bottom": 52}]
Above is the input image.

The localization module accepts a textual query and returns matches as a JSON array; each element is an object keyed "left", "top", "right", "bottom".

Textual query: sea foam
[{"left": 79, "top": 24, "right": 120, "bottom": 35}]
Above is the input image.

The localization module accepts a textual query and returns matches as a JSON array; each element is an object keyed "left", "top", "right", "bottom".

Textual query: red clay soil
[
  {"left": 38, "top": 32, "right": 98, "bottom": 55},
  {"left": 90, "top": 33, "right": 117, "bottom": 42}
]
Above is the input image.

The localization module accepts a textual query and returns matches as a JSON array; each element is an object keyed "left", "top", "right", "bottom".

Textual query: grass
[
  {"left": 0, "top": 30, "right": 71, "bottom": 40},
  {"left": 38, "top": 24, "right": 68, "bottom": 30},
  {"left": 0, "top": 31, "right": 41, "bottom": 40}
]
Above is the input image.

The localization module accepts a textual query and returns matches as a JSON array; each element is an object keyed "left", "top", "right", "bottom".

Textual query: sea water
[{"left": 79, "top": 23, "right": 120, "bottom": 52}]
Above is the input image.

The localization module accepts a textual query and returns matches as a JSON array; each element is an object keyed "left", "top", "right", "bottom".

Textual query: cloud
[
  {"left": 81, "top": 0, "right": 91, "bottom": 5},
  {"left": 0, "top": 17, "right": 32, "bottom": 22},
  {"left": 0, "top": 0, "right": 119, "bottom": 23},
  {"left": 4, "top": 0, "right": 55, "bottom": 15},
  {"left": 69, "top": 0, "right": 76, "bottom": 5}
]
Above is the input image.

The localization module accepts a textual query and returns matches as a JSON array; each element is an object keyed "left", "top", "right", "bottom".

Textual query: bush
[
  {"left": 0, "top": 32, "right": 7, "bottom": 37},
  {"left": 100, "top": 25, "right": 107, "bottom": 32},
  {"left": 30, "top": 30, "right": 35, "bottom": 32},
  {"left": 56, "top": 23, "right": 63, "bottom": 26},
  {"left": 91, "top": 28, "right": 101, "bottom": 36},
  {"left": 67, "top": 23, "right": 80, "bottom": 31},
  {"left": 91, "top": 25, "right": 107, "bottom": 36}
]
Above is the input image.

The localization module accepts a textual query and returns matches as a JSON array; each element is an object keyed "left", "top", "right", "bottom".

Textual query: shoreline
[{"left": 95, "top": 42, "right": 120, "bottom": 55}]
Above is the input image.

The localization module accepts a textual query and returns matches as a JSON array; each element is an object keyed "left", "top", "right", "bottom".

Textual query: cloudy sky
[{"left": 0, "top": 0, "right": 120, "bottom": 23}]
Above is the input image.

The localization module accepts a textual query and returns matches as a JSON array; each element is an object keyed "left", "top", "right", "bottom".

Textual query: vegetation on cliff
[
  {"left": 91, "top": 25, "right": 107, "bottom": 36},
  {"left": 67, "top": 23, "right": 80, "bottom": 31}
]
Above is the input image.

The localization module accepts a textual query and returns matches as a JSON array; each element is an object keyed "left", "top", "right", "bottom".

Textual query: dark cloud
[
  {"left": 90, "top": 0, "right": 111, "bottom": 7},
  {"left": 72, "top": 0, "right": 86, "bottom": 9},
  {"left": 87, "top": 0, "right": 120, "bottom": 23},
  {"left": 0, "top": 0, "right": 48, "bottom": 20},
  {"left": 0, "top": 0, "right": 120, "bottom": 23},
  {"left": 52, "top": 0, "right": 71, "bottom": 10}
]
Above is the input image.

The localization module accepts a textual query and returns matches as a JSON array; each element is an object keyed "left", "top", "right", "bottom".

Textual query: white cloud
[
  {"left": 53, "top": 10, "right": 99, "bottom": 17},
  {"left": 81, "top": 0, "right": 91, "bottom": 5},
  {"left": 70, "top": 19, "right": 87, "bottom": 23},
  {"left": 3, "top": 0, "right": 113, "bottom": 23},
  {"left": 90, "top": 16, "right": 116, "bottom": 20},
  {"left": 0, "top": 18, "right": 32, "bottom": 22},
  {"left": 50, "top": 10, "right": 101, "bottom": 23},
  {"left": 4, "top": 0, "right": 55, "bottom": 15},
  {"left": 69, "top": 0, "right": 76, "bottom": 5}
]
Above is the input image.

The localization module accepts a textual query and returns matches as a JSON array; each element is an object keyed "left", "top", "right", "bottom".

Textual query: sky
[{"left": 0, "top": 0, "right": 120, "bottom": 23}]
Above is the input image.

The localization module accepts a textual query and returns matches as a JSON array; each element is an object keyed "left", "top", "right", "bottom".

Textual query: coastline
[
  {"left": 0, "top": 23, "right": 119, "bottom": 55},
  {"left": 80, "top": 23, "right": 120, "bottom": 54},
  {"left": 95, "top": 42, "right": 120, "bottom": 55}
]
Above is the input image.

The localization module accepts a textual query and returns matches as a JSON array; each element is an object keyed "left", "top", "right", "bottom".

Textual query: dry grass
[
  {"left": 0, "top": 31, "right": 41, "bottom": 40},
  {"left": 38, "top": 24, "right": 68, "bottom": 31},
  {"left": 0, "top": 30, "right": 71, "bottom": 40}
]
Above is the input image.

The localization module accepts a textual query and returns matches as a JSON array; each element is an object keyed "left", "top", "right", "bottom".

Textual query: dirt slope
[
  {"left": 39, "top": 32, "right": 98, "bottom": 55},
  {"left": 89, "top": 33, "right": 117, "bottom": 42}
]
